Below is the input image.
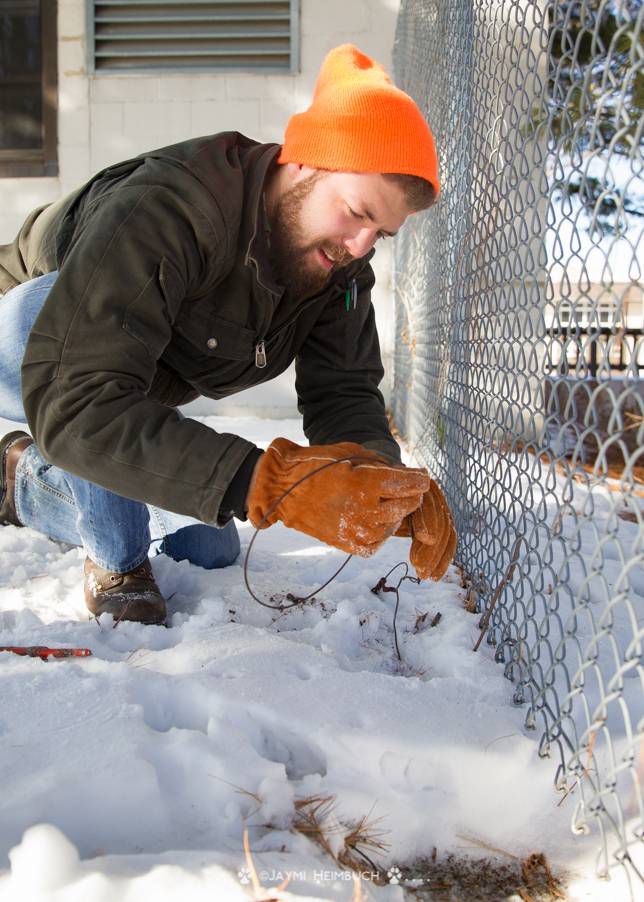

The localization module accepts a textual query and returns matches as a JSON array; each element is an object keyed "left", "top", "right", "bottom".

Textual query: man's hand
[
  {"left": 246, "top": 438, "right": 430, "bottom": 557},
  {"left": 395, "top": 479, "right": 457, "bottom": 580}
]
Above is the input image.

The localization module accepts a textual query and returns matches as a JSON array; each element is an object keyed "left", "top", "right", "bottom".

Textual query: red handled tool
[{"left": 0, "top": 646, "right": 92, "bottom": 661}]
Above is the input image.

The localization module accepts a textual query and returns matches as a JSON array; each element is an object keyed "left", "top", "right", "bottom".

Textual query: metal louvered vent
[{"left": 89, "top": 0, "right": 299, "bottom": 73}]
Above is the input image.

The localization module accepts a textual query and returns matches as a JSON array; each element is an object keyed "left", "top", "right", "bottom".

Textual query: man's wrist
[{"left": 218, "top": 447, "right": 264, "bottom": 523}]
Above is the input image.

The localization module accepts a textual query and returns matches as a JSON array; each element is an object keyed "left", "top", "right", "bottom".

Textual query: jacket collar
[{"left": 240, "top": 143, "right": 284, "bottom": 298}]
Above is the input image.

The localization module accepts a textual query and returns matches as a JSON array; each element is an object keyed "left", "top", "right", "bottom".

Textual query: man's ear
[{"left": 286, "top": 162, "right": 318, "bottom": 184}]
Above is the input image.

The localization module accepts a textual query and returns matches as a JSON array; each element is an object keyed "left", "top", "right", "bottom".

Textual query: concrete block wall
[{"left": 1, "top": 0, "right": 401, "bottom": 415}]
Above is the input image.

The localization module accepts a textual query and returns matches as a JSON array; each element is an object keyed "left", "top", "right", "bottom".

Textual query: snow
[
  {"left": 546, "top": 151, "right": 643, "bottom": 287},
  {"left": 0, "top": 414, "right": 640, "bottom": 901}
]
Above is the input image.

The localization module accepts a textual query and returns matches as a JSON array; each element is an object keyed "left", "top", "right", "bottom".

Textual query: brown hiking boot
[
  {"left": 84, "top": 557, "right": 167, "bottom": 625},
  {"left": 0, "top": 431, "right": 34, "bottom": 527}
]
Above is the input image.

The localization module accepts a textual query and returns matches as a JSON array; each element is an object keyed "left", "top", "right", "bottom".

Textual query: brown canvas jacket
[{"left": 0, "top": 132, "right": 400, "bottom": 525}]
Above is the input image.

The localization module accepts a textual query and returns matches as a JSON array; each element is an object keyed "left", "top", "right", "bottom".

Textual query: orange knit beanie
[{"left": 278, "top": 44, "right": 439, "bottom": 195}]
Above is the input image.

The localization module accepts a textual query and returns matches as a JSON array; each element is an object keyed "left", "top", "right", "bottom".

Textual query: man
[{"left": 0, "top": 44, "right": 456, "bottom": 625}]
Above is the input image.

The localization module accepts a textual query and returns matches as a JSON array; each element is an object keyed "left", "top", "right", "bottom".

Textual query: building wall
[{"left": 1, "top": 0, "right": 401, "bottom": 416}]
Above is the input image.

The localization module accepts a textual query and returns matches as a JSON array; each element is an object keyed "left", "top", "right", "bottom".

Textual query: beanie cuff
[{"left": 278, "top": 110, "right": 439, "bottom": 191}]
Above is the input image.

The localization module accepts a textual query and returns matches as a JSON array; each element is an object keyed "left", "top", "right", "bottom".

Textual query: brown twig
[
  {"left": 242, "top": 828, "right": 290, "bottom": 901},
  {"left": 473, "top": 537, "right": 523, "bottom": 652},
  {"left": 351, "top": 873, "right": 366, "bottom": 901},
  {"left": 293, "top": 794, "right": 390, "bottom": 882},
  {"left": 557, "top": 721, "right": 604, "bottom": 807},
  {"left": 243, "top": 828, "right": 263, "bottom": 897},
  {"left": 624, "top": 412, "right": 643, "bottom": 432},
  {"left": 209, "top": 775, "right": 263, "bottom": 818},
  {"left": 520, "top": 852, "right": 566, "bottom": 900},
  {"left": 484, "top": 732, "right": 520, "bottom": 751},
  {"left": 455, "top": 833, "right": 521, "bottom": 861}
]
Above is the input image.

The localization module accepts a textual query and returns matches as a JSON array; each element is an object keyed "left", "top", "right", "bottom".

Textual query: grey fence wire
[{"left": 392, "top": 0, "right": 643, "bottom": 892}]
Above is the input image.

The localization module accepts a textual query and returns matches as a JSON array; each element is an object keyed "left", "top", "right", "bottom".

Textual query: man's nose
[{"left": 343, "top": 227, "right": 379, "bottom": 258}]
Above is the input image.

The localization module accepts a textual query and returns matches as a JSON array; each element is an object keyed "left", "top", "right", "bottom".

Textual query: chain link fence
[{"left": 392, "top": 0, "right": 642, "bottom": 892}]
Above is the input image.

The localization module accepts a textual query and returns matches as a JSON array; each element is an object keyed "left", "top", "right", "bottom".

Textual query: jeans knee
[{"left": 160, "top": 520, "right": 240, "bottom": 570}]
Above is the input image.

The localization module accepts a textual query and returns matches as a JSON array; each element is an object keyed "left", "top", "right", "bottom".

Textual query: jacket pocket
[
  {"left": 174, "top": 307, "right": 256, "bottom": 361},
  {"left": 122, "top": 257, "right": 184, "bottom": 360},
  {"left": 122, "top": 261, "right": 180, "bottom": 361},
  {"left": 158, "top": 256, "right": 184, "bottom": 309}
]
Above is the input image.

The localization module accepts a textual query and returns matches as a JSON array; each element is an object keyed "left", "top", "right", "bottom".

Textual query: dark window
[{"left": 0, "top": 0, "right": 58, "bottom": 177}]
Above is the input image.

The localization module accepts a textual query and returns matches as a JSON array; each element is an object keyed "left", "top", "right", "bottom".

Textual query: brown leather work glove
[
  {"left": 395, "top": 478, "right": 457, "bottom": 580},
  {"left": 246, "top": 438, "right": 431, "bottom": 558}
]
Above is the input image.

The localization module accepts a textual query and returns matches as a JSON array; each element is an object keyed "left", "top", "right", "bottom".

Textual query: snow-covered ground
[
  {"left": 546, "top": 151, "right": 642, "bottom": 294},
  {"left": 0, "top": 414, "right": 639, "bottom": 901}
]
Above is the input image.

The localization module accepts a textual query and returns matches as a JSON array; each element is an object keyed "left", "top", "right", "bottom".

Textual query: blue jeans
[{"left": 0, "top": 272, "right": 240, "bottom": 572}]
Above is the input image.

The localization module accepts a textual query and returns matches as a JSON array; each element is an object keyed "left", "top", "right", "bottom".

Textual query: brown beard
[{"left": 267, "top": 172, "right": 353, "bottom": 299}]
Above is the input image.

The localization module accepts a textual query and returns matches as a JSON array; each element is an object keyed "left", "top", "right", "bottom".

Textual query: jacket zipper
[
  {"left": 255, "top": 340, "right": 267, "bottom": 368},
  {"left": 253, "top": 278, "right": 358, "bottom": 369}
]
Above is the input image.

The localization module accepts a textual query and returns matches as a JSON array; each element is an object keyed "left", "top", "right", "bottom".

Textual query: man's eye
[{"left": 348, "top": 207, "right": 391, "bottom": 241}]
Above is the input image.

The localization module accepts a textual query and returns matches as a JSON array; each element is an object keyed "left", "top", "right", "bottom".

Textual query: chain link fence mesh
[{"left": 392, "top": 0, "right": 642, "bottom": 891}]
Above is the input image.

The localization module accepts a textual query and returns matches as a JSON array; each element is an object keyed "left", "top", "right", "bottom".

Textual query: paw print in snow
[
  {"left": 238, "top": 867, "right": 252, "bottom": 885},
  {"left": 387, "top": 866, "right": 402, "bottom": 884}
]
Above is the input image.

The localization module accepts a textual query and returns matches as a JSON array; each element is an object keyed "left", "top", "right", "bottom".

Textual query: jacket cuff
[
  {"left": 360, "top": 438, "right": 402, "bottom": 465},
  {"left": 217, "top": 447, "right": 264, "bottom": 525}
]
